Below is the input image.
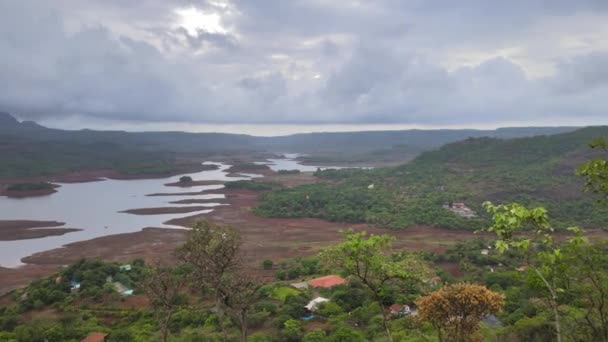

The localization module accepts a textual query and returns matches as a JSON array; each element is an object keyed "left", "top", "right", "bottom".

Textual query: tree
[
  {"left": 417, "top": 283, "right": 504, "bottom": 342},
  {"left": 176, "top": 220, "right": 242, "bottom": 342},
  {"left": 482, "top": 201, "right": 587, "bottom": 342},
  {"left": 179, "top": 176, "right": 193, "bottom": 183},
  {"left": 221, "top": 273, "right": 261, "bottom": 342},
  {"left": 262, "top": 260, "right": 273, "bottom": 270},
  {"left": 282, "top": 319, "right": 303, "bottom": 341},
  {"left": 320, "top": 230, "right": 430, "bottom": 342},
  {"left": 140, "top": 263, "right": 187, "bottom": 342},
  {"left": 577, "top": 137, "right": 608, "bottom": 204}
]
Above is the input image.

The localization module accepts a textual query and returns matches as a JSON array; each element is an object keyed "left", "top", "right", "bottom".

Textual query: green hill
[
  {"left": 0, "top": 111, "right": 577, "bottom": 180},
  {"left": 255, "top": 127, "right": 608, "bottom": 229}
]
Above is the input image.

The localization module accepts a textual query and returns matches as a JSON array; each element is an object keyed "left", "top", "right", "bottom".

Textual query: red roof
[
  {"left": 309, "top": 275, "right": 346, "bottom": 288},
  {"left": 81, "top": 332, "right": 108, "bottom": 342},
  {"left": 389, "top": 304, "right": 403, "bottom": 312}
]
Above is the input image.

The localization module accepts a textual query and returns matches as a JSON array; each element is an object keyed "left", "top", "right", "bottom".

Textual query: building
[
  {"left": 389, "top": 304, "right": 411, "bottom": 317},
  {"left": 290, "top": 281, "right": 309, "bottom": 290},
  {"left": 305, "top": 297, "right": 329, "bottom": 312},
  {"left": 309, "top": 275, "right": 346, "bottom": 288},
  {"left": 81, "top": 332, "right": 108, "bottom": 342}
]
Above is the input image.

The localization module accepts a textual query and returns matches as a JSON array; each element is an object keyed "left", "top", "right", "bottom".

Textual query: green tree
[
  {"left": 482, "top": 201, "right": 587, "bottom": 342},
  {"left": 176, "top": 220, "right": 243, "bottom": 342},
  {"left": 577, "top": 137, "right": 608, "bottom": 203},
  {"left": 179, "top": 176, "right": 193, "bottom": 183},
  {"left": 303, "top": 329, "right": 327, "bottom": 342},
  {"left": 320, "top": 230, "right": 430, "bottom": 342},
  {"left": 282, "top": 319, "right": 303, "bottom": 341},
  {"left": 140, "top": 263, "right": 187, "bottom": 342}
]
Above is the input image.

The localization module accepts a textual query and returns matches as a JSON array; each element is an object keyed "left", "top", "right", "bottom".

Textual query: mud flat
[
  {"left": 0, "top": 220, "right": 81, "bottom": 241},
  {"left": 121, "top": 206, "right": 220, "bottom": 215},
  {"left": 0, "top": 173, "right": 486, "bottom": 294},
  {"left": 164, "top": 180, "right": 225, "bottom": 187},
  {"left": 169, "top": 198, "right": 230, "bottom": 205},
  {"left": 0, "top": 184, "right": 60, "bottom": 198}
]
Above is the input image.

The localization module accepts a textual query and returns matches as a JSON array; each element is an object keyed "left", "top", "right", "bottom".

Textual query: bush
[
  {"left": 179, "top": 176, "right": 193, "bottom": 183},
  {"left": 7, "top": 182, "right": 54, "bottom": 192},
  {"left": 224, "top": 180, "right": 282, "bottom": 191},
  {"left": 304, "top": 329, "right": 327, "bottom": 342},
  {"left": 282, "top": 319, "right": 303, "bottom": 341},
  {"left": 262, "top": 260, "right": 274, "bottom": 270}
]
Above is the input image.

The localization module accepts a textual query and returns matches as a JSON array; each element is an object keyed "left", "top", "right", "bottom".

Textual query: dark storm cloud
[{"left": 0, "top": 0, "right": 607, "bottom": 126}]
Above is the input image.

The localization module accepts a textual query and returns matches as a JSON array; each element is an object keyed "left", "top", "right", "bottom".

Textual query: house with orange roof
[
  {"left": 309, "top": 275, "right": 346, "bottom": 288},
  {"left": 81, "top": 332, "right": 108, "bottom": 342}
]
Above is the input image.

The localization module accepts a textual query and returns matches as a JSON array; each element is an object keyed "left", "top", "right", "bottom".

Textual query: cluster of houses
[
  {"left": 292, "top": 275, "right": 414, "bottom": 319},
  {"left": 443, "top": 202, "right": 477, "bottom": 218}
]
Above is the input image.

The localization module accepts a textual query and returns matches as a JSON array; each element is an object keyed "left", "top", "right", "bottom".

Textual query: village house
[
  {"left": 81, "top": 332, "right": 108, "bottom": 342},
  {"left": 290, "top": 281, "right": 309, "bottom": 290},
  {"left": 389, "top": 304, "right": 411, "bottom": 317},
  {"left": 308, "top": 275, "right": 346, "bottom": 288},
  {"left": 305, "top": 297, "right": 329, "bottom": 312}
]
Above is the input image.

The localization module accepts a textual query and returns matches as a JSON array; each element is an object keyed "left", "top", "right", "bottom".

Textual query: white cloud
[{"left": 0, "top": 0, "right": 607, "bottom": 128}]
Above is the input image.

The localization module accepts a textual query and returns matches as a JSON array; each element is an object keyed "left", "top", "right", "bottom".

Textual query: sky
[{"left": 1, "top": 1, "right": 608, "bottom": 134}]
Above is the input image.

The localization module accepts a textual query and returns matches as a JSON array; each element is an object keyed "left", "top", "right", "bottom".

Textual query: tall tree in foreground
[
  {"left": 140, "top": 263, "right": 187, "bottom": 342},
  {"left": 176, "top": 220, "right": 242, "bottom": 342},
  {"left": 482, "top": 202, "right": 587, "bottom": 342},
  {"left": 417, "top": 283, "right": 504, "bottom": 342},
  {"left": 220, "top": 273, "right": 261, "bottom": 342},
  {"left": 320, "top": 230, "right": 430, "bottom": 342}
]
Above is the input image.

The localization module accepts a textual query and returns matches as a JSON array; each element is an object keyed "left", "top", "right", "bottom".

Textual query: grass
[{"left": 271, "top": 286, "right": 301, "bottom": 302}]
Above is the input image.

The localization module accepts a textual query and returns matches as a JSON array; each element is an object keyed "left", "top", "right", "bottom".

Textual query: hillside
[
  {"left": 0, "top": 112, "right": 578, "bottom": 180},
  {"left": 255, "top": 126, "right": 608, "bottom": 229}
]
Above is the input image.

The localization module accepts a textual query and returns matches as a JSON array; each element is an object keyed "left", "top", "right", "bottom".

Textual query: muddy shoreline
[
  {"left": 0, "top": 220, "right": 81, "bottom": 241},
  {"left": 0, "top": 162, "right": 219, "bottom": 198},
  {"left": 121, "top": 206, "right": 217, "bottom": 215}
]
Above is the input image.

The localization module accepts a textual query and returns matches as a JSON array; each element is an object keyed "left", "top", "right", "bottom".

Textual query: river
[{"left": 0, "top": 156, "right": 346, "bottom": 267}]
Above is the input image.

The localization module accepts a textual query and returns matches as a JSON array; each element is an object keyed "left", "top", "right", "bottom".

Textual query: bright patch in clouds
[{"left": 175, "top": 7, "right": 226, "bottom": 35}]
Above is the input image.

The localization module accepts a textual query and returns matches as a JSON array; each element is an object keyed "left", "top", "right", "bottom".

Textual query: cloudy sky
[{"left": 1, "top": 1, "right": 608, "bottom": 134}]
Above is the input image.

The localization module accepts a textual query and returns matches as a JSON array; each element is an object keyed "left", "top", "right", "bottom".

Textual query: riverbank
[
  {"left": 0, "top": 162, "right": 219, "bottom": 198},
  {"left": 0, "top": 220, "right": 81, "bottom": 241}
]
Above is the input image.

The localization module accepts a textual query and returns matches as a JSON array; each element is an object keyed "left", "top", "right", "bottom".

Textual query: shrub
[
  {"left": 262, "top": 260, "right": 274, "bottom": 270},
  {"left": 179, "top": 176, "right": 193, "bottom": 183}
]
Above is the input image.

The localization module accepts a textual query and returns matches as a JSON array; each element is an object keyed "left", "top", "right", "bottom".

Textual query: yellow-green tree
[{"left": 417, "top": 283, "right": 504, "bottom": 342}]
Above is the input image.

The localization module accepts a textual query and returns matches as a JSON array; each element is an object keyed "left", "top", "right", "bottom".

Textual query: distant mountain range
[{"left": 0, "top": 112, "right": 578, "bottom": 154}]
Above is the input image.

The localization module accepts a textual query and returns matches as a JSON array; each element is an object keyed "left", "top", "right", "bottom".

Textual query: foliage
[
  {"left": 261, "top": 259, "right": 273, "bottom": 270},
  {"left": 256, "top": 127, "right": 608, "bottom": 230},
  {"left": 140, "top": 264, "right": 187, "bottom": 342},
  {"left": 271, "top": 286, "right": 301, "bottom": 302},
  {"left": 179, "top": 176, "right": 193, "bottom": 183},
  {"left": 577, "top": 137, "right": 608, "bottom": 204},
  {"left": 320, "top": 230, "right": 431, "bottom": 341},
  {"left": 224, "top": 180, "right": 282, "bottom": 191},
  {"left": 6, "top": 182, "right": 54, "bottom": 191},
  {"left": 417, "top": 283, "right": 504, "bottom": 342}
]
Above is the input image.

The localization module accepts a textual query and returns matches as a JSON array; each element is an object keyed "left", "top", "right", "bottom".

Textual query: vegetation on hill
[
  {"left": 225, "top": 180, "right": 283, "bottom": 192},
  {"left": 256, "top": 127, "right": 608, "bottom": 230},
  {"left": 6, "top": 182, "right": 54, "bottom": 192},
  {"left": 0, "top": 111, "right": 577, "bottom": 180},
  {"left": 2, "top": 213, "right": 608, "bottom": 341}
]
